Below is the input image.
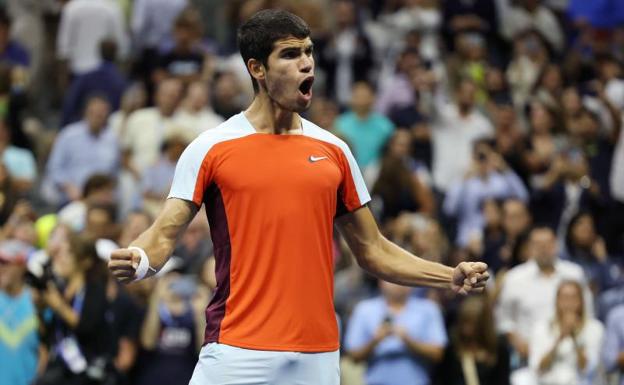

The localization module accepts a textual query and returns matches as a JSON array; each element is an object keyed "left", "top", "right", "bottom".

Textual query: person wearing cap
[{"left": 0, "top": 239, "right": 40, "bottom": 385}]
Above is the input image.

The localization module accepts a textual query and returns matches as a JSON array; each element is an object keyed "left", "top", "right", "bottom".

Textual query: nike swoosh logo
[{"left": 309, "top": 156, "right": 328, "bottom": 162}]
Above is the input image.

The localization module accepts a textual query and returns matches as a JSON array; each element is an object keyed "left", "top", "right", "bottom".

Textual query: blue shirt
[
  {"left": 141, "top": 157, "right": 176, "bottom": 196},
  {"left": 335, "top": 111, "right": 394, "bottom": 168},
  {"left": 61, "top": 62, "right": 127, "bottom": 126},
  {"left": 0, "top": 41, "right": 29, "bottom": 67},
  {"left": 2, "top": 146, "right": 37, "bottom": 181},
  {"left": 443, "top": 171, "right": 529, "bottom": 246},
  {"left": 603, "top": 305, "right": 624, "bottom": 385},
  {"left": 568, "top": 0, "right": 624, "bottom": 28},
  {"left": 345, "top": 296, "right": 447, "bottom": 385},
  {"left": 44, "top": 121, "right": 119, "bottom": 197},
  {"left": 0, "top": 289, "right": 39, "bottom": 385}
]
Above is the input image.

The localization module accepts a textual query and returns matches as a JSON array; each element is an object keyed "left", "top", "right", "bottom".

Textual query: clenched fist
[
  {"left": 451, "top": 262, "right": 489, "bottom": 295},
  {"left": 108, "top": 248, "right": 142, "bottom": 284}
]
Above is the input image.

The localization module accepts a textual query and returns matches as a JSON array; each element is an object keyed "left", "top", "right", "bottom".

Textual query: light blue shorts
[{"left": 189, "top": 343, "right": 340, "bottom": 385}]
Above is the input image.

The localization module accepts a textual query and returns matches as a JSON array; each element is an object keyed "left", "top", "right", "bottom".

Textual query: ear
[{"left": 247, "top": 58, "right": 266, "bottom": 84}]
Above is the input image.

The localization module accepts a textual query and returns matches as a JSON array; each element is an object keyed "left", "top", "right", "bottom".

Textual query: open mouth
[{"left": 299, "top": 77, "right": 314, "bottom": 97}]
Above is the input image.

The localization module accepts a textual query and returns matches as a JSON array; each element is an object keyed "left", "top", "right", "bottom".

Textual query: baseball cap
[{"left": 0, "top": 240, "right": 32, "bottom": 265}]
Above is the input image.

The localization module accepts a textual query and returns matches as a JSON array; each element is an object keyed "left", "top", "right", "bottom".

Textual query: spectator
[
  {"left": 611, "top": 110, "right": 624, "bottom": 254},
  {"left": 490, "top": 99, "right": 527, "bottom": 183},
  {"left": 500, "top": 0, "right": 564, "bottom": 53},
  {"left": 603, "top": 304, "right": 624, "bottom": 385},
  {"left": 173, "top": 81, "right": 224, "bottom": 136},
  {"left": 36, "top": 234, "right": 112, "bottom": 385},
  {"left": 0, "top": 240, "right": 40, "bottom": 385},
  {"left": 0, "top": 163, "right": 20, "bottom": 226},
  {"left": 506, "top": 32, "right": 550, "bottom": 110},
  {"left": 315, "top": 0, "right": 374, "bottom": 107},
  {"left": 376, "top": 49, "right": 422, "bottom": 115},
  {"left": 83, "top": 203, "right": 117, "bottom": 240},
  {"left": 56, "top": 174, "right": 116, "bottom": 233},
  {"left": 335, "top": 81, "right": 395, "bottom": 181},
  {"left": 173, "top": 213, "right": 213, "bottom": 276},
  {"left": 153, "top": 7, "right": 207, "bottom": 85},
  {"left": 529, "top": 280, "right": 604, "bottom": 385},
  {"left": 443, "top": 140, "right": 528, "bottom": 246},
  {"left": 372, "top": 129, "right": 435, "bottom": 220},
  {"left": 141, "top": 130, "right": 191, "bottom": 218},
  {"left": 345, "top": 280, "right": 447, "bottom": 385},
  {"left": 432, "top": 78, "right": 494, "bottom": 192},
  {"left": 122, "top": 78, "right": 182, "bottom": 174},
  {"left": 496, "top": 227, "right": 591, "bottom": 372},
  {"left": 117, "top": 211, "right": 151, "bottom": 249},
  {"left": 131, "top": 0, "right": 188, "bottom": 94},
  {"left": 135, "top": 273, "right": 208, "bottom": 385},
  {"left": 442, "top": 0, "right": 499, "bottom": 51},
  {"left": 211, "top": 71, "right": 246, "bottom": 120},
  {"left": 42, "top": 95, "right": 119, "bottom": 206},
  {"left": 0, "top": 9, "right": 29, "bottom": 69},
  {"left": 0, "top": 120, "right": 36, "bottom": 193},
  {"left": 436, "top": 295, "right": 510, "bottom": 385},
  {"left": 61, "top": 40, "right": 127, "bottom": 126},
  {"left": 56, "top": 0, "right": 129, "bottom": 80}
]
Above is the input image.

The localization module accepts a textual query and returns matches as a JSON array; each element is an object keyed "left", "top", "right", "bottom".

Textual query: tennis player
[{"left": 108, "top": 9, "right": 489, "bottom": 385}]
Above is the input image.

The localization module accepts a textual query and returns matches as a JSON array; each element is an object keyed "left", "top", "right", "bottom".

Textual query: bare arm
[
  {"left": 109, "top": 198, "right": 198, "bottom": 283},
  {"left": 335, "top": 206, "right": 488, "bottom": 293}
]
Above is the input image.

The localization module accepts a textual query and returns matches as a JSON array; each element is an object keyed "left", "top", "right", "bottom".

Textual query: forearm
[
  {"left": 52, "top": 301, "right": 79, "bottom": 329},
  {"left": 539, "top": 343, "right": 559, "bottom": 372},
  {"left": 348, "top": 338, "right": 381, "bottom": 363},
  {"left": 359, "top": 235, "right": 453, "bottom": 289},
  {"left": 402, "top": 338, "right": 444, "bottom": 362},
  {"left": 574, "top": 342, "right": 587, "bottom": 371}
]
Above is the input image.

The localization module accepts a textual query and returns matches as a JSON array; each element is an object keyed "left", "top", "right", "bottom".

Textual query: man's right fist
[{"left": 108, "top": 248, "right": 141, "bottom": 284}]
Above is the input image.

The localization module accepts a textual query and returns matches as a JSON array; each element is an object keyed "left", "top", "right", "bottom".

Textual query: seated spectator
[
  {"left": 432, "top": 78, "right": 494, "bottom": 192},
  {"left": 61, "top": 40, "right": 127, "bottom": 126},
  {"left": 345, "top": 280, "right": 447, "bottom": 385},
  {"left": 436, "top": 295, "right": 510, "bottom": 385},
  {"left": 0, "top": 120, "right": 36, "bottom": 193},
  {"left": 529, "top": 281, "right": 604, "bottom": 385},
  {"left": 83, "top": 203, "right": 118, "bottom": 240},
  {"left": 211, "top": 71, "right": 246, "bottom": 120},
  {"left": 135, "top": 273, "right": 208, "bottom": 385},
  {"left": 500, "top": 0, "right": 564, "bottom": 53},
  {"left": 42, "top": 95, "right": 119, "bottom": 206},
  {"left": 563, "top": 211, "right": 620, "bottom": 294},
  {"left": 153, "top": 7, "right": 206, "bottom": 85},
  {"left": 36, "top": 234, "right": 113, "bottom": 385},
  {"left": 173, "top": 213, "right": 213, "bottom": 276},
  {"left": 335, "top": 81, "right": 395, "bottom": 183},
  {"left": 444, "top": 140, "right": 528, "bottom": 246},
  {"left": 141, "top": 130, "right": 191, "bottom": 218},
  {"left": 0, "top": 9, "right": 29, "bottom": 69},
  {"left": 0, "top": 240, "right": 40, "bottom": 385},
  {"left": 57, "top": 174, "right": 116, "bottom": 233},
  {"left": 372, "top": 129, "right": 435, "bottom": 220},
  {"left": 122, "top": 78, "right": 182, "bottom": 174},
  {"left": 496, "top": 227, "right": 591, "bottom": 373},
  {"left": 603, "top": 304, "right": 624, "bottom": 384},
  {"left": 173, "top": 81, "right": 224, "bottom": 135}
]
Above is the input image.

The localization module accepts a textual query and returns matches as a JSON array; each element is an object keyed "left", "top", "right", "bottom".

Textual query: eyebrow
[{"left": 279, "top": 44, "right": 314, "bottom": 54}]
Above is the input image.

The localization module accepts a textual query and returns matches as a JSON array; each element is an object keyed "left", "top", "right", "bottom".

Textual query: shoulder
[
  {"left": 351, "top": 297, "right": 384, "bottom": 316},
  {"left": 606, "top": 305, "right": 624, "bottom": 324},
  {"left": 182, "top": 113, "right": 253, "bottom": 158},
  {"left": 408, "top": 297, "right": 442, "bottom": 315},
  {"left": 504, "top": 261, "right": 535, "bottom": 282},
  {"left": 302, "top": 118, "right": 352, "bottom": 155},
  {"left": 557, "top": 260, "right": 585, "bottom": 277},
  {"left": 57, "top": 122, "right": 86, "bottom": 140}
]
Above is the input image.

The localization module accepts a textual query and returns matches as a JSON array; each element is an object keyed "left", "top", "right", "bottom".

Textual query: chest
[{"left": 213, "top": 138, "right": 343, "bottom": 197}]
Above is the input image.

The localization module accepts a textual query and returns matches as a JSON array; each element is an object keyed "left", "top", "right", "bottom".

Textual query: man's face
[
  {"left": 262, "top": 36, "right": 315, "bottom": 113},
  {"left": 156, "top": 80, "right": 183, "bottom": 116},
  {"left": 530, "top": 228, "right": 558, "bottom": 268},
  {"left": 85, "top": 99, "right": 110, "bottom": 132},
  {"left": 457, "top": 81, "right": 476, "bottom": 110},
  {"left": 350, "top": 82, "right": 374, "bottom": 115},
  {"left": 503, "top": 200, "right": 530, "bottom": 237}
]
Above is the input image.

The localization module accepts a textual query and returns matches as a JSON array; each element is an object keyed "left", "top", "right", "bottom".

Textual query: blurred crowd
[{"left": 0, "top": 0, "right": 623, "bottom": 385}]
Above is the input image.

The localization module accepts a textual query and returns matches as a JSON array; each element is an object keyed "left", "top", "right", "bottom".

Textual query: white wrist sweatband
[{"left": 128, "top": 246, "right": 156, "bottom": 281}]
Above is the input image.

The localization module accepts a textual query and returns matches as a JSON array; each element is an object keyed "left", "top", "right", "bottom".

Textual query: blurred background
[{"left": 0, "top": 0, "right": 623, "bottom": 385}]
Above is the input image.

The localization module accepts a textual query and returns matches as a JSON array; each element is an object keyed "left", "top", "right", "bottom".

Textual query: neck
[
  {"left": 458, "top": 104, "right": 472, "bottom": 117},
  {"left": 538, "top": 263, "right": 555, "bottom": 275},
  {"left": 387, "top": 297, "right": 407, "bottom": 308},
  {"left": 245, "top": 94, "right": 302, "bottom": 134},
  {"left": 354, "top": 109, "right": 370, "bottom": 120}
]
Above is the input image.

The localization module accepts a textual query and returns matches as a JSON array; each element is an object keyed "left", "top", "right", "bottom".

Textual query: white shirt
[
  {"left": 122, "top": 107, "right": 176, "bottom": 173},
  {"left": 501, "top": 5, "right": 564, "bottom": 52},
  {"left": 57, "top": 0, "right": 129, "bottom": 74},
  {"left": 173, "top": 108, "right": 225, "bottom": 137},
  {"left": 611, "top": 124, "right": 624, "bottom": 202},
  {"left": 432, "top": 104, "right": 494, "bottom": 191},
  {"left": 496, "top": 259, "right": 592, "bottom": 342},
  {"left": 529, "top": 318, "right": 604, "bottom": 385}
]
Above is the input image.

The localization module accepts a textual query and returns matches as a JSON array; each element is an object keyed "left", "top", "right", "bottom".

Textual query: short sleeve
[
  {"left": 420, "top": 303, "right": 447, "bottom": 347},
  {"left": 337, "top": 145, "right": 371, "bottom": 215},
  {"left": 168, "top": 137, "right": 214, "bottom": 207}
]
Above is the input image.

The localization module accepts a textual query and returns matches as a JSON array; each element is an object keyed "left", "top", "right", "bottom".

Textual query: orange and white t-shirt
[{"left": 168, "top": 113, "right": 370, "bottom": 352}]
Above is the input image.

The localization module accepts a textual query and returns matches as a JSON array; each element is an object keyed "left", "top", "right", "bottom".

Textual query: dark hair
[
  {"left": 87, "top": 203, "right": 117, "bottom": 223},
  {"left": 82, "top": 174, "right": 115, "bottom": 198},
  {"left": 237, "top": 9, "right": 310, "bottom": 93},
  {"left": 564, "top": 211, "right": 594, "bottom": 253},
  {"left": 68, "top": 233, "right": 108, "bottom": 284}
]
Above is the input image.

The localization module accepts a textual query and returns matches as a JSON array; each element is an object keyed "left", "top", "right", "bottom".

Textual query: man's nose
[{"left": 300, "top": 56, "right": 313, "bottom": 73}]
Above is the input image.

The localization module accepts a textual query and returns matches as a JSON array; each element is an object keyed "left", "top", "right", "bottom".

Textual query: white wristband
[{"left": 128, "top": 246, "right": 155, "bottom": 281}]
